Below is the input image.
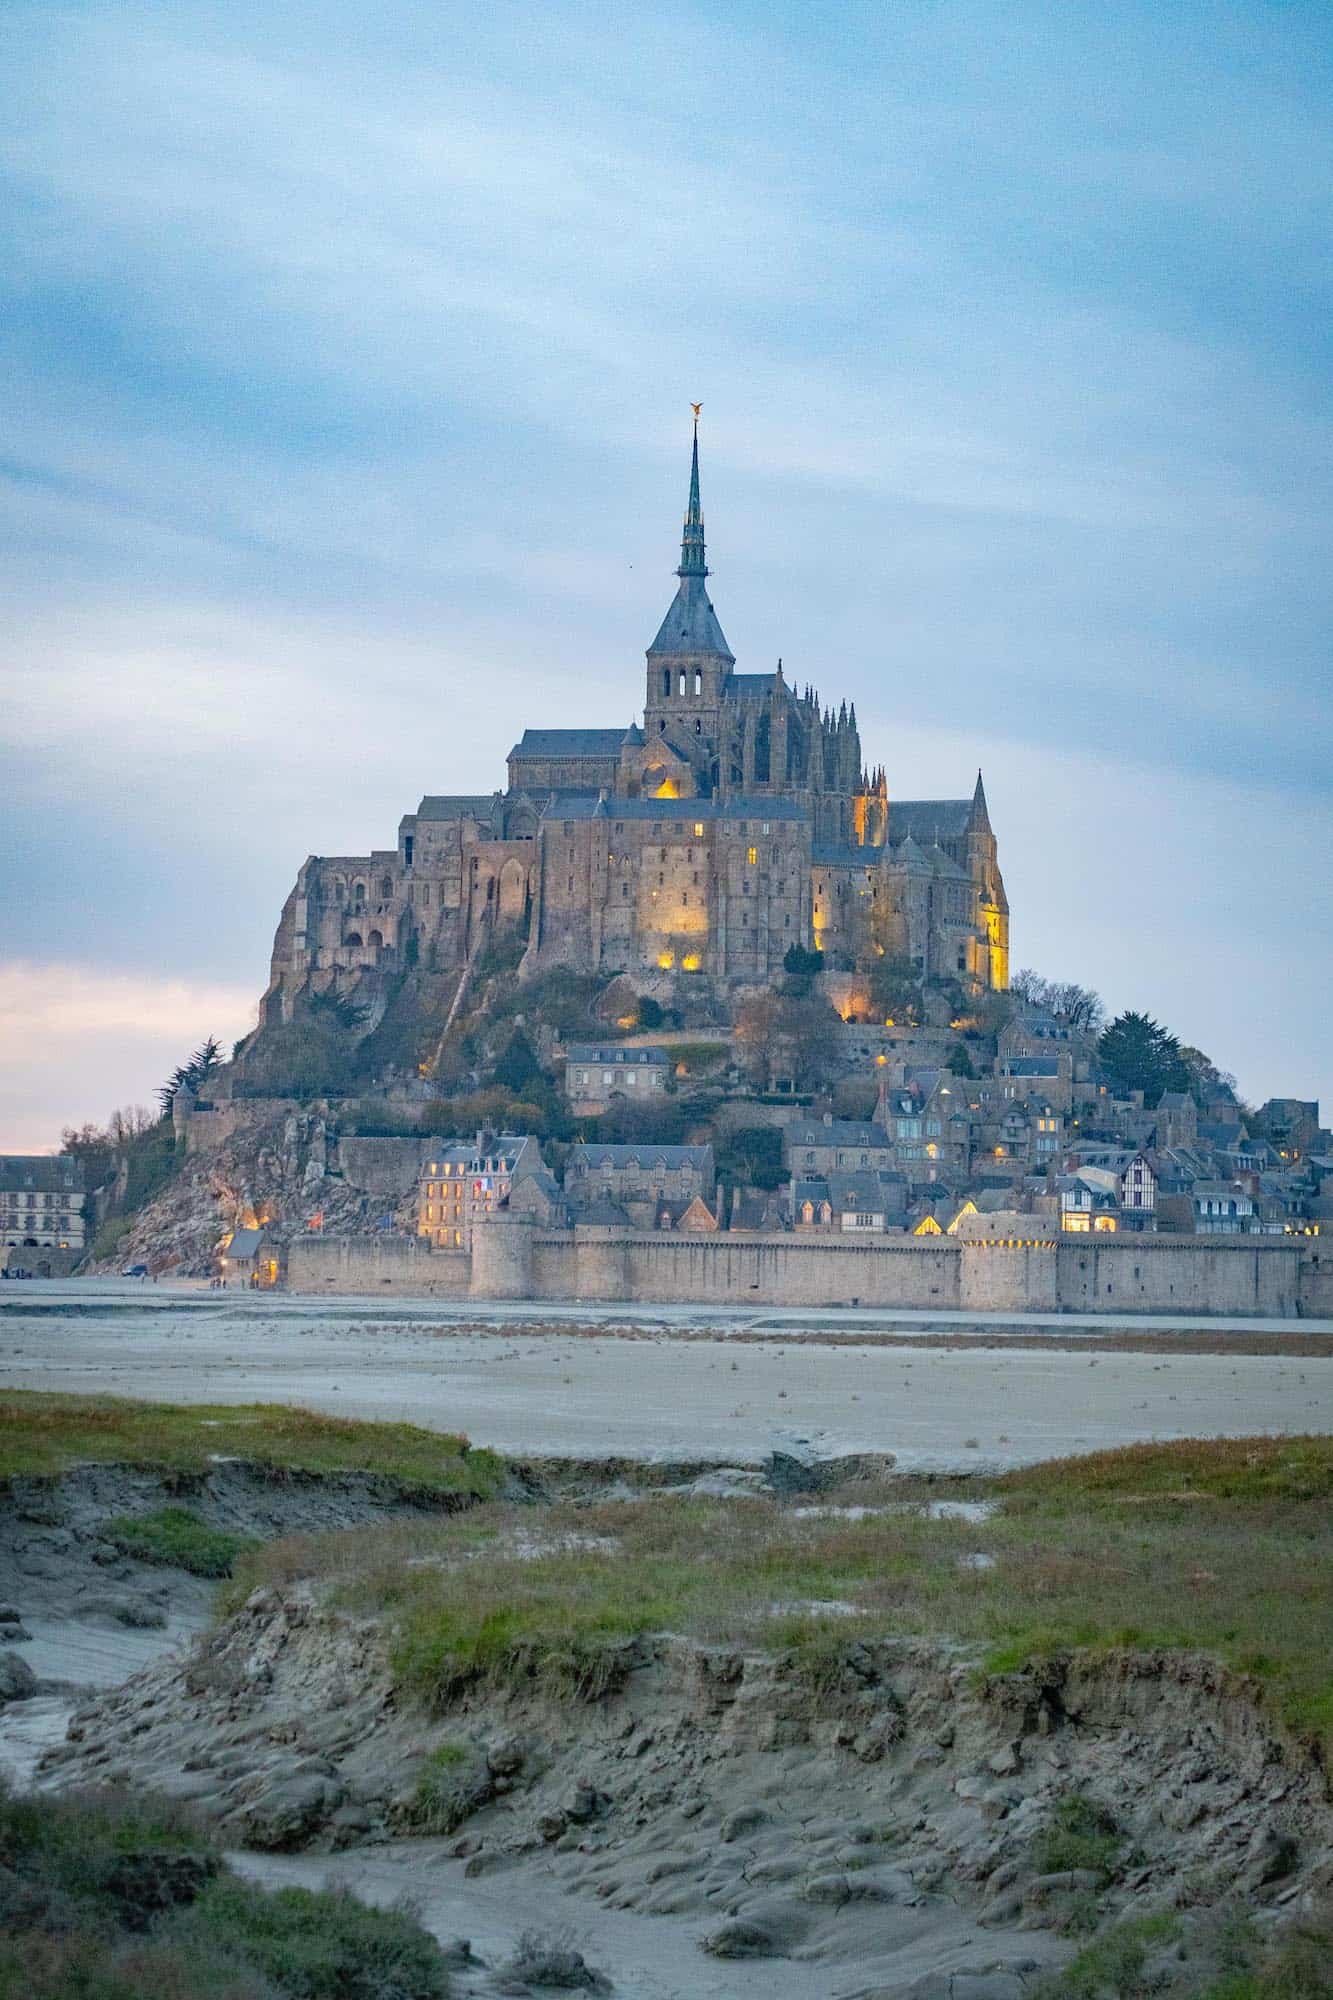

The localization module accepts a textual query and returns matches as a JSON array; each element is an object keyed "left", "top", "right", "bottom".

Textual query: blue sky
[{"left": 2, "top": 1, "right": 1330, "bottom": 1146}]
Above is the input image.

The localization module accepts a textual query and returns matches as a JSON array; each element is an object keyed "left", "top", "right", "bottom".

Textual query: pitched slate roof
[
  {"left": 726, "top": 672, "right": 791, "bottom": 701},
  {"left": 0, "top": 1156, "right": 84, "bottom": 1192},
  {"left": 647, "top": 573, "right": 734, "bottom": 661},
  {"left": 891, "top": 799, "right": 971, "bottom": 842},
  {"left": 576, "top": 1196, "right": 634, "bottom": 1227},
  {"left": 553, "top": 795, "right": 807, "bottom": 823},
  {"left": 568, "top": 1143, "right": 713, "bottom": 1172},
  {"left": 509, "top": 729, "right": 627, "bottom": 760},
  {"left": 784, "top": 1119, "right": 894, "bottom": 1150},
  {"left": 563, "top": 1045, "right": 670, "bottom": 1067},
  {"left": 541, "top": 794, "right": 605, "bottom": 819},
  {"left": 414, "top": 795, "right": 499, "bottom": 822},
  {"left": 812, "top": 843, "right": 879, "bottom": 869},
  {"left": 924, "top": 844, "right": 970, "bottom": 880},
  {"left": 825, "top": 1169, "right": 909, "bottom": 1212}
]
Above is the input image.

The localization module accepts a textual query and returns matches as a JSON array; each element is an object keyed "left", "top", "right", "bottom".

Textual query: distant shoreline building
[
  {"left": 0, "top": 1155, "right": 85, "bottom": 1257},
  {"left": 262, "top": 420, "right": 1008, "bottom": 1019}
]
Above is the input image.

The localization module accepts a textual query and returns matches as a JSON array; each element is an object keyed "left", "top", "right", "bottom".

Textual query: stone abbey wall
[{"left": 288, "top": 1222, "right": 1319, "bottom": 1318}]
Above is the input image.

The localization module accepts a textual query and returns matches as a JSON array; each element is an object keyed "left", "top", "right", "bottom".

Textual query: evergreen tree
[
  {"left": 1097, "top": 1011, "right": 1190, "bottom": 1106},
  {"left": 157, "top": 1035, "right": 222, "bottom": 1113},
  {"left": 493, "top": 1027, "right": 543, "bottom": 1093}
]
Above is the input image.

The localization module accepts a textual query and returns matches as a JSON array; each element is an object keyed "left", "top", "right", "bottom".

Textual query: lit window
[
  {"left": 747, "top": 846, "right": 758, "bottom": 865},
  {"left": 694, "top": 822, "right": 704, "bottom": 837}
]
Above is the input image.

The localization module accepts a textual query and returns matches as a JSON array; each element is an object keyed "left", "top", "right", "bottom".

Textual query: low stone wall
[{"left": 286, "top": 1235, "right": 469, "bottom": 1296}]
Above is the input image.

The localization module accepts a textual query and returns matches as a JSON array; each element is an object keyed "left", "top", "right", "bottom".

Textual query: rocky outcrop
[{"left": 85, "top": 1109, "right": 404, "bottom": 1276}]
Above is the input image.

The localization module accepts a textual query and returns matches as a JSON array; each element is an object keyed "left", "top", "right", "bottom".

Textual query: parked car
[{"left": 120, "top": 1263, "right": 149, "bottom": 1278}]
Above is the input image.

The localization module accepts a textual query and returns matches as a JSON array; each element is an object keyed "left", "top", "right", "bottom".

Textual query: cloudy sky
[{"left": 3, "top": 0, "right": 1330, "bottom": 1150}]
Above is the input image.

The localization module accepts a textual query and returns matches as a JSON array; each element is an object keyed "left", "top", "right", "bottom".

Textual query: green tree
[
  {"left": 1097, "top": 1011, "right": 1191, "bottom": 1106},
  {"left": 493, "top": 1027, "right": 543, "bottom": 1093},
  {"left": 716, "top": 1124, "right": 786, "bottom": 1190},
  {"left": 945, "top": 1040, "right": 976, "bottom": 1079},
  {"left": 866, "top": 955, "right": 922, "bottom": 1027},
  {"left": 157, "top": 1035, "right": 222, "bottom": 1112},
  {"left": 783, "top": 943, "right": 823, "bottom": 977}
]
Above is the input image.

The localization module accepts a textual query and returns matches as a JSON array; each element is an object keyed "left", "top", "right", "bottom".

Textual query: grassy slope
[
  {"left": 0, "top": 1391, "right": 505, "bottom": 1498},
  {"left": 0, "top": 1392, "right": 1326, "bottom": 1756},
  {"left": 236, "top": 1435, "right": 1333, "bottom": 1758}
]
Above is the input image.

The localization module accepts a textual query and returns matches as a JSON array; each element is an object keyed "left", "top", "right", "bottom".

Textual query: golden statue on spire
[{"left": 691, "top": 401, "right": 702, "bottom": 421}]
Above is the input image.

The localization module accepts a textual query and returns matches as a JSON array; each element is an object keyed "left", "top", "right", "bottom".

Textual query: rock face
[
  {"left": 86, "top": 1109, "right": 390, "bottom": 1277},
  {"left": 40, "top": 1583, "right": 1333, "bottom": 1993},
  {"left": 0, "top": 1650, "right": 37, "bottom": 1702}
]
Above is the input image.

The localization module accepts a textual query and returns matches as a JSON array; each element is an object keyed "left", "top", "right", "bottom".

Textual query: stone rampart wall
[
  {"left": 1054, "top": 1238, "right": 1302, "bottom": 1317},
  {"left": 290, "top": 1223, "right": 1321, "bottom": 1318},
  {"left": 1299, "top": 1250, "right": 1333, "bottom": 1320},
  {"left": 286, "top": 1235, "right": 469, "bottom": 1296}
]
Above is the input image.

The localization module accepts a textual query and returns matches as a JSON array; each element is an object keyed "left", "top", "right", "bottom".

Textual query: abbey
[{"left": 263, "top": 424, "right": 1008, "bottom": 1019}]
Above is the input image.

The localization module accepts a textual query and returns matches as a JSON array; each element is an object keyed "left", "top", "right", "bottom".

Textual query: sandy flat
[{"left": 2, "top": 1281, "right": 1329, "bottom": 1471}]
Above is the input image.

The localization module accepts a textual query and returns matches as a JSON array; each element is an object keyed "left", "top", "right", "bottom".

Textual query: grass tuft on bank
[
  {"left": 230, "top": 1435, "right": 1333, "bottom": 1760},
  {"left": 106, "top": 1506, "right": 256, "bottom": 1578},
  {"left": 0, "top": 1783, "right": 452, "bottom": 2000},
  {"left": 0, "top": 1391, "right": 505, "bottom": 1499}
]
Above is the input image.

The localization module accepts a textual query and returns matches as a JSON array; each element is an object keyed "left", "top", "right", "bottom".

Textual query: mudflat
[{"left": 2, "top": 1281, "right": 1331, "bottom": 1471}]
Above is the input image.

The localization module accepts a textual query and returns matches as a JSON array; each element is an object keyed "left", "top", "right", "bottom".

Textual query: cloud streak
[{"left": 0, "top": 964, "right": 256, "bottom": 1152}]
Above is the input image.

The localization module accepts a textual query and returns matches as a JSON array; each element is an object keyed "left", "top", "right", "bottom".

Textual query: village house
[
  {"left": 561, "top": 1043, "right": 672, "bottom": 1114},
  {"left": 792, "top": 1168, "right": 909, "bottom": 1232},
  {"left": 0, "top": 1155, "right": 86, "bottom": 1255},
  {"left": 783, "top": 1116, "right": 896, "bottom": 1178},
  {"left": 416, "top": 1133, "right": 543, "bottom": 1249},
  {"left": 218, "top": 1226, "right": 281, "bottom": 1288},
  {"left": 564, "top": 1142, "right": 715, "bottom": 1230}
]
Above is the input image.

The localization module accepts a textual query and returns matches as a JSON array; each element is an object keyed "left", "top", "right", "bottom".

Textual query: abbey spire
[
  {"left": 646, "top": 411, "right": 733, "bottom": 665},
  {"left": 678, "top": 406, "right": 707, "bottom": 578}
]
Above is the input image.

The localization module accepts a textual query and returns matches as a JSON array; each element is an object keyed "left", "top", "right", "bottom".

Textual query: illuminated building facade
[{"left": 262, "top": 424, "right": 1008, "bottom": 1019}]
